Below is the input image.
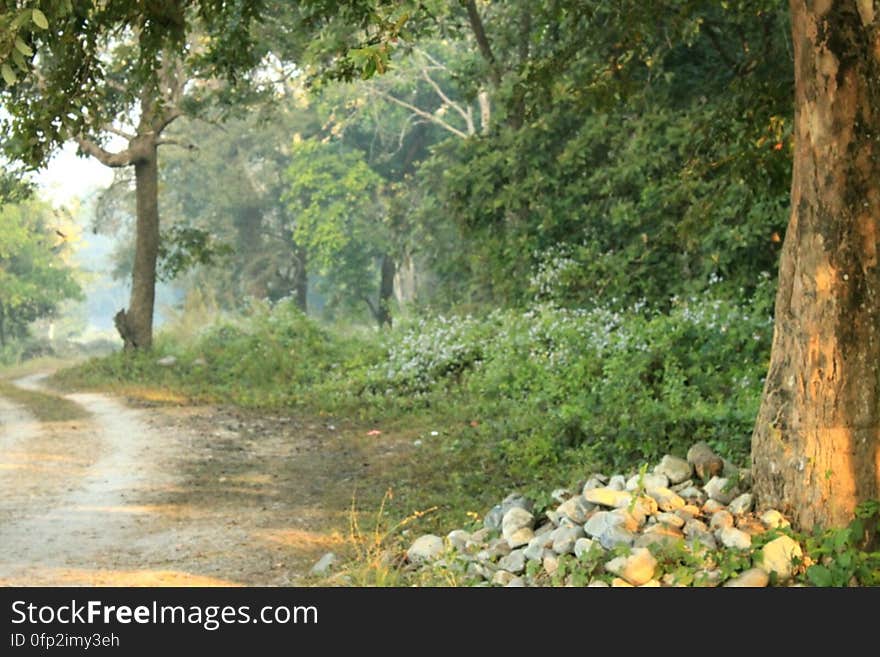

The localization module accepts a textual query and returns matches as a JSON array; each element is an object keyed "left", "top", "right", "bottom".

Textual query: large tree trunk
[
  {"left": 117, "top": 146, "right": 160, "bottom": 350},
  {"left": 751, "top": 1, "right": 880, "bottom": 531}
]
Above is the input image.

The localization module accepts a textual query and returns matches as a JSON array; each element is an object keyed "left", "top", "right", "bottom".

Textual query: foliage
[
  {"left": 0, "top": 199, "right": 82, "bottom": 348},
  {"left": 283, "top": 138, "right": 389, "bottom": 317},
  {"left": 802, "top": 501, "right": 880, "bottom": 587}
]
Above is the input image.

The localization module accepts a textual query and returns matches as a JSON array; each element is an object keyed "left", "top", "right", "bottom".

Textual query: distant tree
[{"left": 0, "top": 199, "right": 82, "bottom": 347}]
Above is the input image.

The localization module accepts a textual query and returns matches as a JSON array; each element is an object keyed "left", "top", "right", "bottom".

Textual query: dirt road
[{"left": 0, "top": 374, "right": 400, "bottom": 586}]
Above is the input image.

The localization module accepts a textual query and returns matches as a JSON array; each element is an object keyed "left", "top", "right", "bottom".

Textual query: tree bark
[
  {"left": 118, "top": 145, "right": 161, "bottom": 350},
  {"left": 751, "top": 1, "right": 880, "bottom": 531}
]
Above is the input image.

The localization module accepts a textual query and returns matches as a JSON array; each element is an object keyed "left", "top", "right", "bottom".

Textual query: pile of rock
[{"left": 403, "top": 442, "right": 805, "bottom": 587}]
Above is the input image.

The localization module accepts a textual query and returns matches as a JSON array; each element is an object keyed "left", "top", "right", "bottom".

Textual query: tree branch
[
  {"left": 464, "top": 0, "right": 501, "bottom": 87},
  {"left": 156, "top": 138, "right": 197, "bottom": 150},
  {"left": 374, "top": 90, "right": 469, "bottom": 139},
  {"left": 105, "top": 126, "right": 137, "bottom": 140},
  {"left": 420, "top": 68, "right": 474, "bottom": 135},
  {"left": 75, "top": 136, "right": 135, "bottom": 168}
]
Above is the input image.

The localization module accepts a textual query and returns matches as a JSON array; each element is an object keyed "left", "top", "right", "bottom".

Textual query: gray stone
[
  {"left": 523, "top": 532, "right": 555, "bottom": 561},
  {"left": 605, "top": 547, "right": 657, "bottom": 586},
  {"left": 447, "top": 529, "right": 471, "bottom": 552},
  {"left": 466, "top": 562, "right": 491, "bottom": 580},
  {"left": 506, "top": 577, "right": 526, "bottom": 587},
  {"left": 574, "top": 537, "right": 599, "bottom": 559},
  {"left": 484, "top": 493, "right": 533, "bottom": 531},
  {"left": 625, "top": 472, "right": 669, "bottom": 492},
  {"left": 719, "top": 526, "right": 752, "bottom": 550},
  {"left": 655, "top": 455, "right": 693, "bottom": 484},
  {"left": 157, "top": 355, "right": 177, "bottom": 367},
  {"left": 584, "top": 511, "right": 638, "bottom": 549},
  {"left": 724, "top": 568, "right": 770, "bottom": 588},
  {"left": 310, "top": 552, "right": 337, "bottom": 576},
  {"left": 583, "top": 487, "right": 632, "bottom": 508},
  {"left": 407, "top": 535, "right": 445, "bottom": 563},
  {"left": 556, "top": 495, "right": 595, "bottom": 524},
  {"left": 687, "top": 442, "right": 724, "bottom": 480},
  {"left": 709, "top": 510, "right": 735, "bottom": 532},
  {"left": 646, "top": 486, "right": 686, "bottom": 512},
  {"left": 551, "top": 526, "right": 585, "bottom": 555},
  {"left": 704, "top": 476, "right": 739, "bottom": 505},
  {"left": 728, "top": 493, "right": 754, "bottom": 515},
  {"left": 498, "top": 549, "right": 527, "bottom": 574},
  {"left": 760, "top": 535, "right": 803, "bottom": 581}
]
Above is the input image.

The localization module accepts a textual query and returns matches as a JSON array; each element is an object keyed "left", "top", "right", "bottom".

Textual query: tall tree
[{"left": 751, "top": 1, "right": 880, "bottom": 532}]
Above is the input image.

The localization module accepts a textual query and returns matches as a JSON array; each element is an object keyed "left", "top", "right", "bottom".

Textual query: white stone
[
  {"left": 583, "top": 487, "right": 632, "bottom": 508},
  {"left": 677, "top": 486, "right": 706, "bottom": 502},
  {"left": 702, "top": 499, "right": 727, "bottom": 514},
  {"left": 724, "top": 568, "right": 770, "bottom": 587},
  {"left": 604, "top": 547, "right": 657, "bottom": 586},
  {"left": 656, "top": 512, "right": 685, "bottom": 529},
  {"left": 506, "top": 577, "right": 526, "bottom": 587},
  {"left": 506, "top": 527, "right": 534, "bottom": 549},
  {"left": 760, "top": 535, "right": 803, "bottom": 581},
  {"left": 625, "top": 472, "right": 669, "bottom": 492},
  {"left": 646, "top": 486, "right": 686, "bottom": 512},
  {"left": 407, "top": 535, "right": 445, "bottom": 563},
  {"left": 719, "top": 526, "right": 752, "bottom": 550},
  {"left": 447, "top": 529, "right": 470, "bottom": 552},
  {"left": 655, "top": 455, "right": 693, "bottom": 484},
  {"left": 608, "top": 475, "right": 627, "bottom": 490},
  {"left": 760, "top": 509, "right": 790, "bottom": 529},
  {"left": 502, "top": 507, "right": 535, "bottom": 545},
  {"left": 543, "top": 553, "right": 560, "bottom": 576},
  {"left": 587, "top": 579, "right": 610, "bottom": 587},
  {"left": 157, "top": 355, "right": 177, "bottom": 366},
  {"left": 709, "top": 510, "right": 735, "bottom": 532}
]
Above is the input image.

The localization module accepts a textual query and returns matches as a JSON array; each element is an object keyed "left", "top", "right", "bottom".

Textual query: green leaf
[
  {"left": 32, "top": 9, "right": 49, "bottom": 30},
  {"left": 12, "top": 49, "right": 28, "bottom": 72},
  {"left": 806, "top": 564, "right": 833, "bottom": 587},
  {"left": 14, "top": 38, "right": 34, "bottom": 57},
  {"left": 1, "top": 63, "right": 17, "bottom": 86}
]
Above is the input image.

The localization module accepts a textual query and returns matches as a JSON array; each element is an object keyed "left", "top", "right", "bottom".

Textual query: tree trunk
[
  {"left": 376, "top": 254, "right": 395, "bottom": 328},
  {"left": 294, "top": 245, "right": 308, "bottom": 314},
  {"left": 0, "top": 301, "right": 5, "bottom": 347},
  {"left": 117, "top": 146, "right": 160, "bottom": 350},
  {"left": 751, "top": 1, "right": 880, "bottom": 531}
]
